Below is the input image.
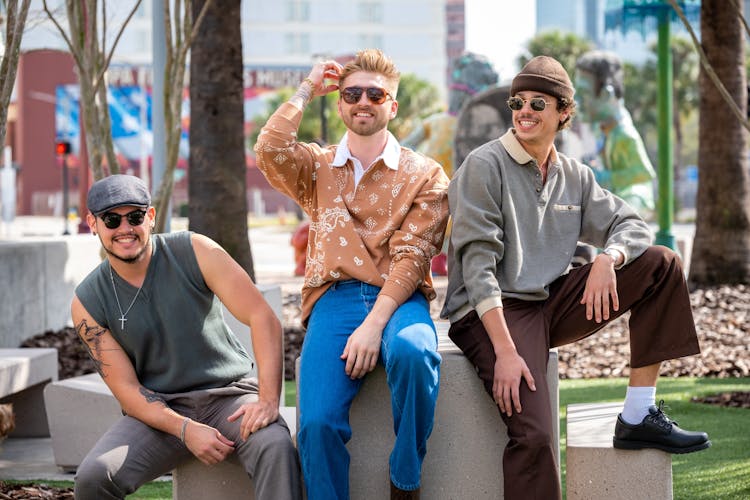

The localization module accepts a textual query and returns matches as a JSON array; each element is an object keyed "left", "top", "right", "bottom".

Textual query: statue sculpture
[
  {"left": 575, "top": 50, "right": 656, "bottom": 214},
  {"left": 402, "top": 52, "right": 499, "bottom": 178}
]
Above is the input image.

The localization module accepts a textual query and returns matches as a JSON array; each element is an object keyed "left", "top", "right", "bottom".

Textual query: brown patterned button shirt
[{"left": 254, "top": 102, "right": 450, "bottom": 323}]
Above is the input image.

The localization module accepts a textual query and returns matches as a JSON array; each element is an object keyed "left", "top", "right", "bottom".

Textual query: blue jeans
[{"left": 298, "top": 280, "right": 441, "bottom": 499}]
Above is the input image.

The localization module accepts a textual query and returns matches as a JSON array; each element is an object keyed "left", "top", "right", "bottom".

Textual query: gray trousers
[{"left": 74, "top": 378, "right": 302, "bottom": 500}]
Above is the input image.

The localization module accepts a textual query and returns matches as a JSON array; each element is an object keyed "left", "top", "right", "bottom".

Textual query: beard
[
  {"left": 341, "top": 108, "right": 390, "bottom": 137},
  {"left": 100, "top": 233, "right": 152, "bottom": 264}
]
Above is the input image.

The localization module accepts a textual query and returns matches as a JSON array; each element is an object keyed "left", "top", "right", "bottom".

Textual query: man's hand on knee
[
  {"left": 183, "top": 420, "right": 235, "bottom": 465},
  {"left": 228, "top": 400, "right": 280, "bottom": 440}
]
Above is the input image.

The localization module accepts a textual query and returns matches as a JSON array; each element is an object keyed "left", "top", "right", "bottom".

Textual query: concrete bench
[
  {"left": 0, "top": 348, "right": 58, "bottom": 437},
  {"left": 43, "top": 373, "right": 122, "bottom": 471},
  {"left": 566, "top": 402, "right": 673, "bottom": 500},
  {"left": 296, "top": 323, "right": 560, "bottom": 499}
]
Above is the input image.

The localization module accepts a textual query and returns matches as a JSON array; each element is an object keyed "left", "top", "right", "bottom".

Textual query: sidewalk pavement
[{"left": 0, "top": 438, "right": 76, "bottom": 482}]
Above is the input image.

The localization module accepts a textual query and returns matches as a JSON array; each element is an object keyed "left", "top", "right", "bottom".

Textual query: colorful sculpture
[
  {"left": 402, "top": 52, "right": 499, "bottom": 178},
  {"left": 576, "top": 50, "right": 656, "bottom": 214}
]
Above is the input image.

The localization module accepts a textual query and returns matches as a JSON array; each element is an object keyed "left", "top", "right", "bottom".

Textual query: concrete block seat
[
  {"left": 0, "top": 348, "right": 58, "bottom": 437},
  {"left": 566, "top": 402, "right": 673, "bottom": 500},
  {"left": 43, "top": 373, "right": 122, "bottom": 471},
  {"left": 296, "top": 322, "right": 560, "bottom": 499}
]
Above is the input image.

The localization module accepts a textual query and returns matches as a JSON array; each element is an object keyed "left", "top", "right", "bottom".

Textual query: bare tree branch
[
  {"left": 41, "top": 0, "right": 83, "bottom": 69},
  {"left": 668, "top": 0, "right": 750, "bottom": 132},
  {"left": 95, "top": 0, "right": 142, "bottom": 91}
]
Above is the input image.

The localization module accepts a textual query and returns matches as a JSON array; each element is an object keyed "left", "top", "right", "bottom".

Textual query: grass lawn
[
  {"left": 12, "top": 377, "right": 747, "bottom": 499},
  {"left": 559, "top": 377, "right": 750, "bottom": 500}
]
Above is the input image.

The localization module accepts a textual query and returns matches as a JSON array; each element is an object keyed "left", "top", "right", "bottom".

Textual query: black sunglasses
[
  {"left": 340, "top": 86, "right": 394, "bottom": 105},
  {"left": 507, "top": 96, "right": 554, "bottom": 112},
  {"left": 99, "top": 209, "right": 147, "bottom": 229}
]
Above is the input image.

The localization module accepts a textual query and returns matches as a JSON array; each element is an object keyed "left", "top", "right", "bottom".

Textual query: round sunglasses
[
  {"left": 507, "top": 96, "right": 555, "bottom": 112},
  {"left": 99, "top": 209, "right": 147, "bottom": 229},
  {"left": 340, "top": 86, "right": 394, "bottom": 105}
]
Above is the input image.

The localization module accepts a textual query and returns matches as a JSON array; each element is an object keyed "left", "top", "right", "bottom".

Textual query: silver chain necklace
[{"left": 109, "top": 264, "right": 143, "bottom": 331}]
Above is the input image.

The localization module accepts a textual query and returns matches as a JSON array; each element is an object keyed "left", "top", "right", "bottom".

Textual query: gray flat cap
[{"left": 87, "top": 175, "right": 151, "bottom": 215}]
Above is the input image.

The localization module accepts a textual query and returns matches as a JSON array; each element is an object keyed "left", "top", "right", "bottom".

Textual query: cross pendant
[{"left": 119, "top": 316, "right": 127, "bottom": 330}]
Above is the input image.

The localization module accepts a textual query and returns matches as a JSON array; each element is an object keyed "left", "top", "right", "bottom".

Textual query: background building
[
  {"left": 24, "top": 0, "right": 454, "bottom": 97},
  {"left": 4, "top": 0, "right": 465, "bottom": 217}
]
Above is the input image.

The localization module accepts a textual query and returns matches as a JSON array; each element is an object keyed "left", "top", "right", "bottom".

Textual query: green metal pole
[{"left": 655, "top": 8, "right": 676, "bottom": 249}]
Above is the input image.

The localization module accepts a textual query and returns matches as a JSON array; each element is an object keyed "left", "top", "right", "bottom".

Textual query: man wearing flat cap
[
  {"left": 72, "top": 174, "right": 301, "bottom": 499},
  {"left": 441, "top": 56, "right": 709, "bottom": 499}
]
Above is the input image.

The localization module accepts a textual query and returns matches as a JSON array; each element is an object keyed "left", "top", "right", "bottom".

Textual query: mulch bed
[
  {"left": 691, "top": 391, "right": 750, "bottom": 409},
  {"left": 20, "top": 285, "right": 748, "bottom": 394},
  {"left": 0, "top": 482, "right": 73, "bottom": 499}
]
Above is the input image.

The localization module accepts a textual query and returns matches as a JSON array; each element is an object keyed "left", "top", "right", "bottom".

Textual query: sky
[{"left": 464, "top": 0, "right": 537, "bottom": 84}]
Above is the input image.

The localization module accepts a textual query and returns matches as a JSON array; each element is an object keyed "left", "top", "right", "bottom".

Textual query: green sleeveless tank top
[{"left": 75, "top": 231, "right": 253, "bottom": 392}]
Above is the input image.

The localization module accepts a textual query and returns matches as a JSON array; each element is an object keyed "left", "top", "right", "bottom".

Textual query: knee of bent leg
[
  {"left": 387, "top": 323, "right": 439, "bottom": 364},
  {"left": 644, "top": 245, "right": 680, "bottom": 268},
  {"left": 254, "top": 423, "right": 297, "bottom": 461},
  {"left": 386, "top": 327, "right": 441, "bottom": 386},
  {"left": 75, "top": 455, "right": 120, "bottom": 498},
  {"left": 512, "top": 418, "right": 555, "bottom": 451}
]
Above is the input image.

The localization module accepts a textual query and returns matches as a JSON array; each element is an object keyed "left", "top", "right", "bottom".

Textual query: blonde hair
[{"left": 340, "top": 49, "right": 400, "bottom": 97}]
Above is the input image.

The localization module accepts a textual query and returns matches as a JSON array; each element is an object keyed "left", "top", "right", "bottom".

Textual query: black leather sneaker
[{"left": 613, "top": 400, "right": 711, "bottom": 453}]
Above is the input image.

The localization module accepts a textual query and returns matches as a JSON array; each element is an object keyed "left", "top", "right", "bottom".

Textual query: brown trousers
[{"left": 448, "top": 246, "right": 701, "bottom": 500}]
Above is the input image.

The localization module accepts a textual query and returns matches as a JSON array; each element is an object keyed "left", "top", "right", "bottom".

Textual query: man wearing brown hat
[
  {"left": 441, "top": 56, "right": 709, "bottom": 498},
  {"left": 72, "top": 175, "right": 302, "bottom": 499}
]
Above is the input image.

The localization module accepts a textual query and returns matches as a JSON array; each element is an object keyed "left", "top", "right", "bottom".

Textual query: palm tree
[
  {"left": 689, "top": 0, "right": 750, "bottom": 285},
  {"left": 188, "top": 0, "right": 254, "bottom": 280},
  {"left": 517, "top": 30, "right": 593, "bottom": 81}
]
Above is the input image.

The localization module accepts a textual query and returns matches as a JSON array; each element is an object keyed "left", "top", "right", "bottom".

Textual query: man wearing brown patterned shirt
[{"left": 254, "top": 49, "right": 449, "bottom": 500}]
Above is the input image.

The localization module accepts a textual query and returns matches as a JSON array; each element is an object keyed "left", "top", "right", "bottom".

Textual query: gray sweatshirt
[{"left": 441, "top": 129, "right": 653, "bottom": 323}]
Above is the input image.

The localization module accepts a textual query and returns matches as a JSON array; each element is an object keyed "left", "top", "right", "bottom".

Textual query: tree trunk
[
  {"left": 689, "top": 0, "right": 750, "bottom": 285},
  {"left": 188, "top": 0, "right": 254, "bottom": 280}
]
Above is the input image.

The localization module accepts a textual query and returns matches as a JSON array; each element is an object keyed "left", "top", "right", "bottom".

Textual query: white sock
[{"left": 621, "top": 386, "right": 656, "bottom": 425}]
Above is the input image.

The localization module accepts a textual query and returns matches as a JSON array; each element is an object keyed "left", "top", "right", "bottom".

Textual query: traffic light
[{"left": 55, "top": 140, "right": 71, "bottom": 156}]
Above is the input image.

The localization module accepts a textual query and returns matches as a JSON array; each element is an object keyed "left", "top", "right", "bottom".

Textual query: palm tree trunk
[
  {"left": 188, "top": 0, "right": 254, "bottom": 280},
  {"left": 690, "top": 0, "right": 750, "bottom": 285}
]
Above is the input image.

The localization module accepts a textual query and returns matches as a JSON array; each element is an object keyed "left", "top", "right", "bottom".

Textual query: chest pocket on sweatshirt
[
  {"left": 553, "top": 204, "right": 581, "bottom": 213},
  {"left": 550, "top": 203, "right": 583, "bottom": 236}
]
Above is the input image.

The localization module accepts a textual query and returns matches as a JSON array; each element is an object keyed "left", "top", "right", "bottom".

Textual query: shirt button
[{"left": 536, "top": 188, "right": 541, "bottom": 192}]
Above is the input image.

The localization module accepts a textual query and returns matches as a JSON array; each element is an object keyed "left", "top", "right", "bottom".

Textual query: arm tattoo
[
  {"left": 75, "top": 319, "right": 113, "bottom": 379},
  {"left": 290, "top": 81, "right": 313, "bottom": 109},
  {"left": 139, "top": 386, "right": 167, "bottom": 407}
]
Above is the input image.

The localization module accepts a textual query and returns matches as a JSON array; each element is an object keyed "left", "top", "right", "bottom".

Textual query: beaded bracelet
[{"left": 180, "top": 417, "right": 190, "bottom": 443}]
